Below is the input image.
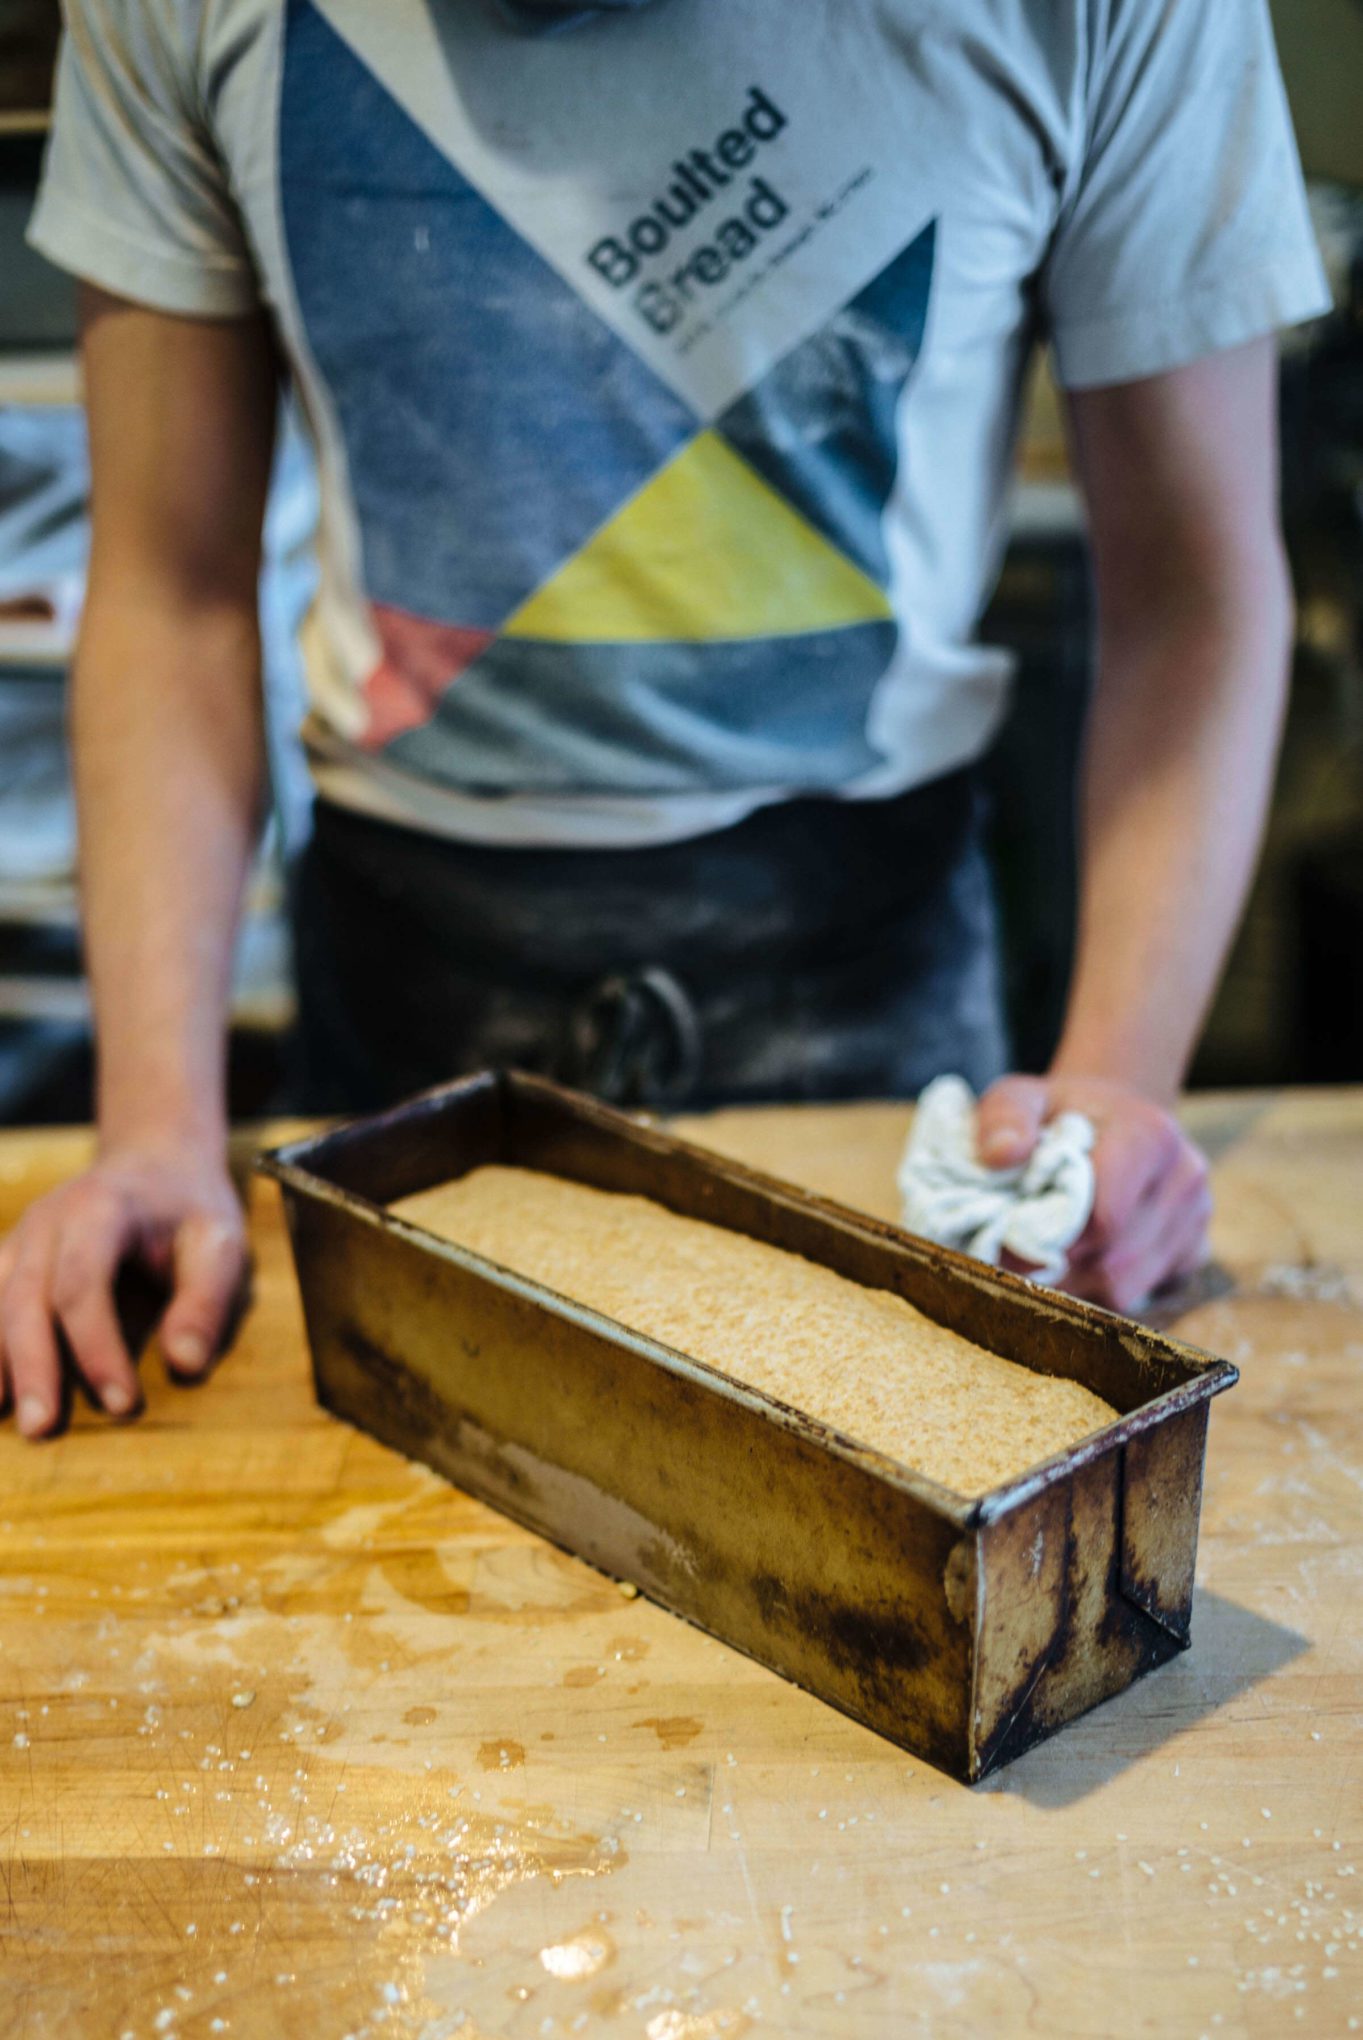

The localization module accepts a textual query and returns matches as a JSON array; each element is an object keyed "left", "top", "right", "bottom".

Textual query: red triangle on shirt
[{"left": 361, "top": 603, "right": 496, "bottom": 750}]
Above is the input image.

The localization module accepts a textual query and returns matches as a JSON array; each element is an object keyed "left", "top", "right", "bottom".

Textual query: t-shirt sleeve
[
  {"left": 26, "top": 0, "right": 259, "bottom": 319},
  {"left": 1044, "top": 0, "right": 1332, "bottom": 389}
]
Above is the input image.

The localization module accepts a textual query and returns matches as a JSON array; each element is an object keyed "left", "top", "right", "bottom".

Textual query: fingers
[
  {"left": 0, "top": 1231, "right": 14, "bottom": 1405},
  {"left": 49, "top": 1186, "right": 143, "bottom": 1417},
  {"left": 2, "top": 1152, "right": 244, "bottom": 1439},
  {"left": 1066, "top": 1140, "right": 1211, "bottom": 1313},
  {"left": 976, "top": 1075, "right": 1050, "bottom": 1169},
  {"left": 2, "top": 1181, "right": 145, "bottom": 1430},
  {"left": 0, "top": 1228, "right": 63, "bottom": 1438},
  {"left": 1067, "top": 1200, "right": 1207, "bottom": 1313},
  {"left": 1139, "top": 1148, "right": 1214, "bottom": 1294},
  {"left": 1071, "top": 1149, "right": 1181, "bottom": 1285},
  {"left": 160, "top": 1211, "right": 247, "bottom": 1378},
  {"left": 1084, "top": 1105, "right": 1185, "bottom": 1255}
]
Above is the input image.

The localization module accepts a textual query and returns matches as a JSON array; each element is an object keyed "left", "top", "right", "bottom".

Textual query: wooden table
[{"left": 2, "top": 1094, "right": 1361, "bottom": 2039}]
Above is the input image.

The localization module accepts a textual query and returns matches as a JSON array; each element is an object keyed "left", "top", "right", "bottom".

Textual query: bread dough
[{"left": 392, "top": 1165, "right": 1116, "bottom": 1497}]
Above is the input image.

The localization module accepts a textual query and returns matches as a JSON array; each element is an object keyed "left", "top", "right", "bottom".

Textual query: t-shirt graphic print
[
  {"left": 279, "top": 0, "right": 933, "bottom": 802},
  {"left": 31, "top": 0, "right": 1330, "bottom": 844}
]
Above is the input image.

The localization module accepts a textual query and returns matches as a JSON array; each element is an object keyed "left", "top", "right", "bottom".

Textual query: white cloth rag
[{"left": 897, "top": 1074, "right": 1096, "bottom": 1285}]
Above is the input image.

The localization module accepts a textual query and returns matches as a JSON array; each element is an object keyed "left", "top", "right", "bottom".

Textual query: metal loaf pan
[{"left": 260, "top": 1070, "right": 1237, "bottom": 1783}]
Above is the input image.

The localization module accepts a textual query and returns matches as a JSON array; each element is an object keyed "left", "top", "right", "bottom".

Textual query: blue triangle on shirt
[
  {"left": 385, "top": 619, "right": 898, "bottom": 796},
  {"left": 716, "top": 219, "right": 937, "bottom": 587},
  {"left": 279, "top": 0, "right": 699, "bottom": 631}
]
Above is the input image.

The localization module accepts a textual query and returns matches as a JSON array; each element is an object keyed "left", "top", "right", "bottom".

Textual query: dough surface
[{"left": 392, "top": 1165, "right": 1117, "bottom": 1497}]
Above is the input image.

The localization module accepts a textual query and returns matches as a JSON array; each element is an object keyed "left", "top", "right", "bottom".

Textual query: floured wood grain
[{"left": 1, "top": 1095, "right": 1361, "bottom": 2038}]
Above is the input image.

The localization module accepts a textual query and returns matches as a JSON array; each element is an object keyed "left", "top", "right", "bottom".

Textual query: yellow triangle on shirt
[{"left": 501, "top": 429, "right": 893, "bottom": 643}]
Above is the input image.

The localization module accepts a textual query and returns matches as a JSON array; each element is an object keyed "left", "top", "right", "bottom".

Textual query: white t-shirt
[{"left": 30, "top": 0, "right": 1329, "bottom": 847}]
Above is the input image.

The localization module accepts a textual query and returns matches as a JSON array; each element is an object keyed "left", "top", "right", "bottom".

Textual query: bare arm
[
  {"left": 1055, "top": 336, "right": 1291, "bottom": 1094},
  {"left": 80, "top": 288, "right": 276, "bottom": 1154},
  {"left": 0, "top": 288, "right": 277, "bottom": 1434},
  {"left": 979, "top": 338, "right": 1292, "bottom": 1306}
]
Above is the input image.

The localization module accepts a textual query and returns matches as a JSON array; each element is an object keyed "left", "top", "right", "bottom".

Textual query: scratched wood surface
[{"left": 1, "top": 1093, "right": 1361, "bottom": 2039}]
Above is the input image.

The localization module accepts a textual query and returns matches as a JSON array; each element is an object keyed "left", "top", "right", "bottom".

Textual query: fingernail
[
  {"left": 16, "top": 1395, "right": 51, "bottom": 1437},
  {"left": 167, "top": 1332, "right": 208, "bottom": 1372},
  {"left": 980, "top": 1130, "right": 1020, "bottom": 1164},
  {"left": 102, "top": 1382, "right": 136, "bottom": 1417}
]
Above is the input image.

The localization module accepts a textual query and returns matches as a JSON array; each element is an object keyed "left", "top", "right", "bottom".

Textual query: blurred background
[{"left": 1, "top": 0, "right": 1361, "bottom": 1124}]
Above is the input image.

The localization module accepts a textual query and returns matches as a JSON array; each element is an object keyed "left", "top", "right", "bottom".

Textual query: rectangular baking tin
[{"left": 260, "top": 1070, "right": 1237, "bottom": 1782}]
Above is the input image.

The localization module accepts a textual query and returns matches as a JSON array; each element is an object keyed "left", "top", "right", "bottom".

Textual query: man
[{"left": 0, "top": 0, "right": 1329, "bottom": 1436}]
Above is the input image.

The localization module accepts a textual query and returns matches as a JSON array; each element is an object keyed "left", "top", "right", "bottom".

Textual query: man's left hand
[{"left": 974, "top": 1073, "right": 1211, "bottom": 1313}]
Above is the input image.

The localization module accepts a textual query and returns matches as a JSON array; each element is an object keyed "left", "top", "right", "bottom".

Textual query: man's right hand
[
  {"left": 1, "top": 290, "right": 279, "bottom": 1443},
  {"left": 0, "top": 1146, "right": 247, "bottom": 1439}
]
